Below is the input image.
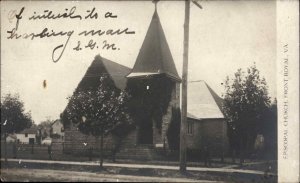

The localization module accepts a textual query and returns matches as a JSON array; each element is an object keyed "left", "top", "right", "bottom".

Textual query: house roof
[
  {"left": 187, "top": 80, "right": 224, "bottom": 119},
  {"left": 51, "top": 119, "right": 62, "bottom": 126},
  {"left": 77, "top": 55, "right": 131, "bottom": 91},
  {"left": 7, "top": 134, "right": 17, "bottom": 139},
  {"left": 127, "top": 10, "right": 181, "bottom": 82},
  {"left": 19, "top": 127, "right": 38, "bottom": 134}
]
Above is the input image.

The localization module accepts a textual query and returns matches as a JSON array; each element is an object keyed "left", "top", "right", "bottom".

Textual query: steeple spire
[
  {"left": 153, "top": 0, "right": 159, "bottom": 12},
  {"left": 127, "top": 0, "right": 180, "bottom": 82}
]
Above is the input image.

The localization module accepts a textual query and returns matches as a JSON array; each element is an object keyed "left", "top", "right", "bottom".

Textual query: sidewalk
[{"left": 1, "top": 158, "right": 276, "bottom": 176}]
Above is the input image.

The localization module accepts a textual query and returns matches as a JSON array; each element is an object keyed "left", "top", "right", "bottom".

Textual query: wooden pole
[
  {"left": 100, "top": 127, "right": 104, "bottom": 169},
  {"left": 180, "top": 0, "right": 190, "bottom": 173},
  {"left": 4, "top": 133, "right": 8, "bottom": 163},
  {"left": 100, "top": 133, "right": 104, "bottom": 168}
]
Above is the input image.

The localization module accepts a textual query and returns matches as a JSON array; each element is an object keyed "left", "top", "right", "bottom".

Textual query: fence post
[
  {"left": 13, "top": 142, "right": 17, "bottom": 158},
  {"left": 31, "top": 144, "right": 34, "bottom": 154},
  {"left": 48, "top": 144, "right": 52, "bottom": 160},
  {"left": 89, "top": 147, "right": 93, "bottom": 161}
]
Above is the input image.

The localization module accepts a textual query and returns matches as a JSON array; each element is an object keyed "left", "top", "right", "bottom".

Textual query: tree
[
  {"left": 260, "top": 98, "right": 277, "bottom": 159},
  {"left": 37, "top": 119, "right": 53, "bottom": 140},
  {"left": 61, "top": 75, "right": 132, "bottom": 168},
  {"left": 1, "top": 94, "right": 33, "bottom": 162},
  {"left": 222, "top": 64, "right": 271, "bottom": 163}
]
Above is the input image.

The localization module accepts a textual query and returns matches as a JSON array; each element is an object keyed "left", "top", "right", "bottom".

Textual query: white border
[{"left": 277, "top": 0, "right": 299, "bottom": 182}]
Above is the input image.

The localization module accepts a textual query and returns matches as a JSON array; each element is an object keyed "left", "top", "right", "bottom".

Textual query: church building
[{"left": 63, "top": 6, "right": 228, "bottom": 160}]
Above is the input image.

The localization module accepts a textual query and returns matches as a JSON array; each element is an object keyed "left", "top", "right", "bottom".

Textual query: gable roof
[
  {"left": 127, "top": 10, "right": 180, "bottom": 82},
  {"left": 51, "top": 119, "right": 62, "bottom": 126},
  {"left": 7, "top": 134, "right": 17, "bottom": 140},
  {"left": 187, "top": 80, "right": 224, "bottom": 119},
  {"left": 62, "top": 55, "right": 131, "bottom": 125},
  {"left": 77, "top": 55, "right": 131, "bottom": 91},
  {"left": 19, "top": 127, "right": 38, "bottom": 134}
]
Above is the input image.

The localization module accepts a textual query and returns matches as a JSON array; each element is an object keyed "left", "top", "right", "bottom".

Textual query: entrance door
[
  {"left": 29, "top": 138, "right": 35, "bottom": 145},
  {"left": 139, "top": 118, "right": 153, "bottom": 144}
]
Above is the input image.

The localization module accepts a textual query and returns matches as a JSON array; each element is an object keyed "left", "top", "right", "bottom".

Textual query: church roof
[
  {"left": 127, "top": 10, "right": 181, "bottom": 82},
  {"left": 63, "top": 56, "right": 130, "bottom": 123},
  {"left": 77, "top": 55, "right": 131, "bottom": 91},
  {"left": 187, "top": 80, "right": 224, "bottom": 119}
]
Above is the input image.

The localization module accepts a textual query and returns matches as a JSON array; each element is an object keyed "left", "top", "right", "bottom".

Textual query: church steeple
[
  {"left": 127, "top": 2, "right": 181, "bottom": 82},
  {"left": 154, "top": 0, "right": 158, "bottom": 12}
]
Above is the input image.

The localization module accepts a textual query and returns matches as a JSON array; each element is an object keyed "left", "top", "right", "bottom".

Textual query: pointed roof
[
  {"left": 77, "top": 55, "right": 131, "bottom": 91},
  {"left": 51, "top": 119, "right": 62, "bottom": 126},
  {"left": 187, "top": 80, "right": 224, "bottom": 119},
  {"left": 63, "top": 55, "right": 131, "bottom": 124},
  {"left": 127, "top": 10, "right": 181, "bottom": 82}
]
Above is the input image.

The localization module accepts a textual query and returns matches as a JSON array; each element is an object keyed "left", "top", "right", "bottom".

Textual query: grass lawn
[{"left": 1, "top": 160, "right": 276, "bottom": 182}]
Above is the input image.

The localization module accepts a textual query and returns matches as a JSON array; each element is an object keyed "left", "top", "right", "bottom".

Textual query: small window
[
  {"left": 187, "top": 121, "right": 194, "bottom": 135},
  {"left": 25, "top": 133, "right": 28, "bottom": 137}
]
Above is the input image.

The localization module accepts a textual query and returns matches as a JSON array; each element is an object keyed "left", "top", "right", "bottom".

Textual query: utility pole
[
  {"left": 180, "top": 0, "right": 190, "bottom": 173},
  {"left": 180, "top": 0, "right": 202, "bottom": 173}
]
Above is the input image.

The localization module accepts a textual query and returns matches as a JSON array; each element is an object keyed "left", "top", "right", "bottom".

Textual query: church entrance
[
  {"left": 128, "top": 76, "right": 175, "bottom": 146},
  {"left": 138, "top": 116, "right": 153, "bottom": 144}
]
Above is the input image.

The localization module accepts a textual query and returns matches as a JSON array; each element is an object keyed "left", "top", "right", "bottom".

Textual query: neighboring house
[
  {"left": 16, "top": 127, "right": 37, "bottom": 144},
  {"left": 51, "top": 119, "right": 64, "bottom": 140},
  {"left": 63, "top": 8, "right": 228, "bottom": 160},
  {"left": 42, "top": 137, "right": 52, "bottom": 145},
  {"left": 6, "top": 134, "right": 17, "bottom": 143},
  {"left": 186, "top": 81, "right": 228, "bottom": 157}
]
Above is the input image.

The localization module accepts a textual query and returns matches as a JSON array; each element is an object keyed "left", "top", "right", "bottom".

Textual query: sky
[{"left": 1, "top": 1, "right": 276, "bottom": 124}]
